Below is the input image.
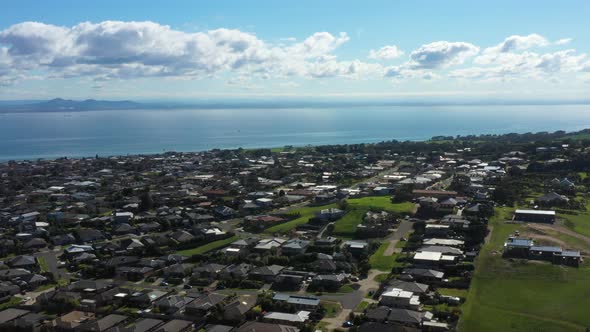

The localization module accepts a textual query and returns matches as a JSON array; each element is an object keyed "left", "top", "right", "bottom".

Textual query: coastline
[{"left": 2, "top": 127, "right": 588, "bottom": 164}]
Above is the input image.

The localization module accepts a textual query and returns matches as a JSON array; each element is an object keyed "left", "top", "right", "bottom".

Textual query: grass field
[
  {"left": 264, "top": 203, "right": 337, "bottom": 234},
  {"left": 369, "top": 242, "right": 408, "bottom": 272},
  {"left": 560, "top": 210, "right": 590, "bottom": 238},
  {"left": 459, "top": 207, "right": 590, "bottom": 332},
  {"left": 264, "top": 197, "right": 414, "bottom": 236},
  {"left": 331, "top": 209, "right": 367, "bottom": 238},
  {"left": 347, "top": 196, "right": 415, "bottom": 213},
  {"left": 175, "top": 235, "right": 238, "bottom": 256},
  {"left": 332, "top": 197, "right": 415, "bottom": 238}
]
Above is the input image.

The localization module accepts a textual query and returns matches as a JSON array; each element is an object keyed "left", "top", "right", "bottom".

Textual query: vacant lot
[
  {"left": 264, "top": 203, "right": 337, "bottom": 234},
  {"left": 332, "top": 197, "right": 415, "bottom": 238},
  {"left": 369, "top": 241, "right": 408, "bottom": 272},
  {"left": 264, "top": 196, "right": 414, "bottom": 237},
  {"left": 459, "top": 207, "right": 590, "bottom": 332},
  {"left": 176, "top": 235, "right": 238, "bottom": 256},
  {"left": 347, "top": 196, "right": 415, "bottom": 214}
]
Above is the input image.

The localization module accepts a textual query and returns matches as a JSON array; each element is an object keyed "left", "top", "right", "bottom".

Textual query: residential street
[{"left": 383, "top": 219, "right": 414, "bottom": 256}]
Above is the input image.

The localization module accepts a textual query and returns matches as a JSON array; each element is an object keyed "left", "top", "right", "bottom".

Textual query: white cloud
[
  {"left": 555, "top": 38, "right": 572, "bottom": 45},
  {"left": 475, "top": 34, "right": 549, "bottom": 65},
  {"left": 0, "top": 21, "right": 370, "bottom": 84},
  {"left": 368, "top": 45, "right": 404, "bottom": 60},
  {"left": 452, "top": 49, "right": 587, "bottom": 81},
  {"left": 0, "top": 23, "right": 587, "bottom": 89},
  {"left": 408, "top": 41, "right": 479, "bottom": 69},
  {"left": 494, "top": 34, "right": 548, "bottom": 52}
]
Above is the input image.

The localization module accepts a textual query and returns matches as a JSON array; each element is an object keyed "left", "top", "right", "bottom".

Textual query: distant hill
[{"left": 0, "top": 98, "right": 144, "bottom": 112}]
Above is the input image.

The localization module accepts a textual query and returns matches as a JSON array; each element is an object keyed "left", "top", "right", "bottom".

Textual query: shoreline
[{"left": 2, "top": 127, "right": 588, "bottom": 164}]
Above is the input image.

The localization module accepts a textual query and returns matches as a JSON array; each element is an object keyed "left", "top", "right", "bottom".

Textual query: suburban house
[
  {"left": 513, "top": 209, "right": 556, "bottom": 223},
  {"left": 237, "top": 321, "right": 300, "bottom": 332},
  {"left": 281, "top": 239, "right": 310, "bottom": 255},
  {"left": 272, "top": 294, "right": 320, "bottom": 311},
  {"left": 248, "top": 265, "right": 284, "bottom": 282},
  {"left": 400, "top": 268, "right": 444, "bottom": 283},
  {"left": 380, "top": 288, "right": 421, "bottom": 310},
  {"left": 223, "top": 295, "right": 257, "bottom": 322},
  {"left": 184, "top": 292, "right": 227, "bottom": 317},
  {"left": 315, "top": 208, "right": 345, "bottom": 221},
  {"left": 534, "top": 192, "right": 569, "bottom": 207},
  {"left": 504, "top": 236, "right": 581, "bottom": 267},
  {"left": 263, "top": 310, "right": 311, "bottom": 327}
]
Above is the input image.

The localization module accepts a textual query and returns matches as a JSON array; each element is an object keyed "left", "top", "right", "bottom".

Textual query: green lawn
[
  {"left": 332, "top": 209, "right": 367, "bottom": 238},
  {"left": 37, "top": 256, "right": 49, "bottom": 273},
  {"left": 0, "top": 296, "right": 22, "bottom": 310},
  {"left": 355, "top": 300, "right": 371, "bottom": 312},
  {"left": 321, "top": 301, "right": 342, "bottom": 318},
  {"left": 373, "top": 273, "right": 390, "bottom": 283},
  {"left": 331, "top": 197, "right": 415, "bottom": 238},
  {"left": 338, "top": 284, "right": 355, "bottom": 293},
  {"left": 347, "top": 197, "right": 415, "bottom": 214},
  {"left": 263, "top": 197, "right": 414, "bottom": 236},
  {"left": 438, "top": 288, "right": 469, "bottom": 298},
  {"left": 264, "top": 203, "right": 337, "bottom": 234},
  {"left": 175, "top": 235, "right": 238, "bottom": 256},
  {"left": 369, "top": 242, "right": 408, "bottom": 272},
  {"left": 459, "top": 207, "right": 590, "bottom": 332},
  {"left": 560, "top": 211, "right": 590, "bottom": 238},
  {"left": 578, "top": 172, "right": 588, "bottom": 180}
]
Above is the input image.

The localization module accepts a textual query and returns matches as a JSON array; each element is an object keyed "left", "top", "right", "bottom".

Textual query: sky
[{"left": 0, "top": 0, "right": 589, "bottom": 101}]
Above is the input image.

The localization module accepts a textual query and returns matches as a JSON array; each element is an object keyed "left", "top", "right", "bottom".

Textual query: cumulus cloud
[
  {"left": 451, "top": 49, "right": 587, "bottom": 81},
  {"left": 0, "top": 21, "right": 373, "bottom": 84},
  {"left": 492, "top": 34, "right": 548, "bottom": 53},
  {"left": 454, "top": 33, "right": 589, "bottom": 81},
  {"left": 368, "top": 45, "right": 404, "bottom": 60},
  {"left": 408, "top": 41, "right": 479, "bottom": 69},
  {"left": 475, "top": 34, "right": 549, "bottom": 65},
  {"left": 0, "top": 23, "right": 587, "bottom": 87}
]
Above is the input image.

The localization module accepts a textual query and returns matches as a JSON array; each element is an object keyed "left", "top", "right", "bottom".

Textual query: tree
[
  {"left": 139, "top": 188, "right": 153, "bottom": 212},
  {"left": 338, "top": 199, "right": 349, "bottom": 210},
  {"left": 449, "top": 174, "right": 470, "bottom": 193},
  {"left": 392, "top": 184, "right": 414, "bottom": 202}
]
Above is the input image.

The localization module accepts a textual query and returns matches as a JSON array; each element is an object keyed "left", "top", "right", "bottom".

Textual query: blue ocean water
[{"left": 1, "top": 105, "right": 589, "bottom": 161}]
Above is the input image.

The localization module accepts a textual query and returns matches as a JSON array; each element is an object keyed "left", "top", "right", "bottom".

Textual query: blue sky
[{"left": 0, "top": 0, "right": 589, "bottom": 101}]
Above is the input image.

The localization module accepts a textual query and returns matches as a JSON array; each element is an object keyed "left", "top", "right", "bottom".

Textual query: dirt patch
[
  {"left": 528, "top": 223, "right": 590, "bottom": 244},
  {"left": 523, "top": 223, "right": 590, "bottom": 253},
  {"left": 520, "top": 231, "right": 568, "bottom": 248}
]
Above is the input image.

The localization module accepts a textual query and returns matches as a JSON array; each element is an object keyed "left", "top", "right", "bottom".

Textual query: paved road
[
  {"left": 35, "top": 247, "right": 69, "bottom": 281},
  {"left": 319, "top": 270, "right": 382, "bottom": 330},
  {"left": 383, "top": 219, "right": 414, "bottom": 256},
  {"left": 317, "top": 222, "right": 334, "bottom": 239}
]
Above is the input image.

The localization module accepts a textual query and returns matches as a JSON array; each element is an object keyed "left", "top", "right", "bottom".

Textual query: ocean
[{"left": 1, "top": 104, "right": 589, "bottom": 161}]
